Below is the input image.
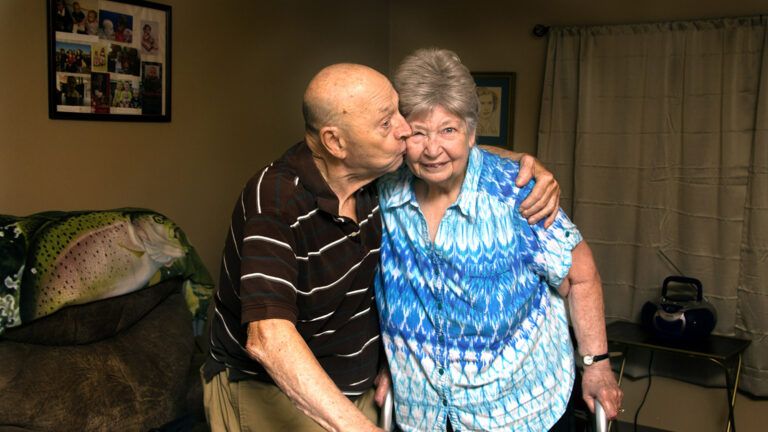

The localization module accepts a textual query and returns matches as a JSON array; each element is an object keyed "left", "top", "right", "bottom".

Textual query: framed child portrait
[
  {"left": 471, "top": 72, "right": 516, "bottom": 148},
  {"left": 47, "top": 0, "right": 172, "bottom": 121}
]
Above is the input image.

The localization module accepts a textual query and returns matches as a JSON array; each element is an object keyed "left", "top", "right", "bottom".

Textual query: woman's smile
[{"left": 419, "top": 161, "right": 449, "bottom": 170}]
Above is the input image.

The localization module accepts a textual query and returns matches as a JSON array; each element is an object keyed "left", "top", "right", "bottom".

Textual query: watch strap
[{"left": 583, "top": 352, "right": 610, "bottom": 366}]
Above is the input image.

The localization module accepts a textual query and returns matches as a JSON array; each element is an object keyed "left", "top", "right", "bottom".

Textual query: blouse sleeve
[{"left": 527, "top": 210, "right": 583, "bottom": 288}]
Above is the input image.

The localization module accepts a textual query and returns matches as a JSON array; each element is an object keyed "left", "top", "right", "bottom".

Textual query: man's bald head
[{"left": 302, "top": 63, "right": 389, "bottom": 135}]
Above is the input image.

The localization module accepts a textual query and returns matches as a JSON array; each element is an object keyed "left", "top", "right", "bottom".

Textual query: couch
[{"left": 0, "top": 209, "right": 213, "bottom": 431}]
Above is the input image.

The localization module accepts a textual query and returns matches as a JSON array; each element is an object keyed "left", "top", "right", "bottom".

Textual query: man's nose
[{"left": 393, "top": 113, "right": 412, "bottom": 140}]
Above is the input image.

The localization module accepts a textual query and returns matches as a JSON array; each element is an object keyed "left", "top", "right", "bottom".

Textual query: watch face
[{"left": 583, "top": 356, "right": 593, "bottom": 365}]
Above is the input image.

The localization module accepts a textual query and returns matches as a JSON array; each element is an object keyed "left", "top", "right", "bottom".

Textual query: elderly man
[{"left": 202, "top": 63, "right": 560, "bottom": 432}]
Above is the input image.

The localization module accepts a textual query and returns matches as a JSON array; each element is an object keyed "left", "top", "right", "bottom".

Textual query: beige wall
[
  {"left": 389, "top": 1, "right": 767, "bottom": 431},
  {"left": 389, "top": 0, "right": 768, "bottom": 156},
  {"left": 0, "top": 0, "right": 389, "bottom": 276}
]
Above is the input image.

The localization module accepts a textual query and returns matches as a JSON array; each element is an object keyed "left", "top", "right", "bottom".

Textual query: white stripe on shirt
[
  {"left": 298, "top": 310, "right": 335, "bottom": 323},
  {"left": 244, "top": 235, "right": 293, "bottom": 250},
  {"left": 240, "top": 190, "right": 246, "bottom": 221},
  {"left": 255, "top": 165, "right": 271, "bottom": 214},
  {"left": 241, "top": 272, "right": 297, "bottom": 291},
  {"left": 230, "top": 225, "right": 240, "bottom": 259},
  {"left": 347, "top": 377, "right": 372, "bottom": 387},
  {"left": 298, "top": 248, "right": 379, "bottom": 296},
  {"left": 213, "top": 306, "right": 249, "bottom": 355},
  {"left": 290, "top": 208, "right": 319, "bottom": 228},
  {"left": 221, "top": 255, "right": 240, "bottom": 300},
  {"left": 335, "top": 335, "right": 380, "bottom": 358},
  {"left": 346, "top": 287, "right": 369, "bottom": 296}
]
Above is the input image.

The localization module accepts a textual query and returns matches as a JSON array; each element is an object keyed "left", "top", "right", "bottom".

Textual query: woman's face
[
  {"left": 405, "top": 105, "right": 475, "bottom": 192},
  {"left": 479, "top": 93, "right": 495, "bottom": 118}
]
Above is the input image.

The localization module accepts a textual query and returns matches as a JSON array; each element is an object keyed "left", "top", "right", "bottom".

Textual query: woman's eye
[{"left": 407, "top": 132, "right": 426, "bottom": 144}]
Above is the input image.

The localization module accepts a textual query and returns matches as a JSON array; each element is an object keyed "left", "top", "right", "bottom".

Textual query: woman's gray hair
[{"left": 393, "top": 48, "right": 478, "bottom": 133}]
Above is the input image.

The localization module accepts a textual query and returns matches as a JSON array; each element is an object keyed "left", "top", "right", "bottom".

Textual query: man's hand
[
  {"left": 581, "top": 364, "right": 624, "bottom": 420},
  {"left": 516, "top": 154, "right": 560, "bottom": 227},
  {"left": 246, "top": 319, "right": 382, "bottom": 431},
  {"left": 478, "top": 146, "right": 561, "bottom": 227}
]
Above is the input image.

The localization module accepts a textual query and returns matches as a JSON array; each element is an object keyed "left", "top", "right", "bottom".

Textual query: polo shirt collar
[{"left": 285, "top": 142, "right": 341, "bottom": 216}]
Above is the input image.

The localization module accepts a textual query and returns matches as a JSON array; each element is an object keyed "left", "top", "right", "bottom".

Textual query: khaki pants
[{"left": 202, "top": 369, "right": 379, "bottom": 432}]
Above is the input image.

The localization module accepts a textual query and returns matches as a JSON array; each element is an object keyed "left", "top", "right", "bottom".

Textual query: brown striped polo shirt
[{"left": 203, "top": 142, "right": 383, "bottom": 397}]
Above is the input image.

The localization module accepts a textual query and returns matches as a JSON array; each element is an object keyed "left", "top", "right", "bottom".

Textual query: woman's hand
[{"left": 581, "top": 363, "right": 624, "bottom": 419}]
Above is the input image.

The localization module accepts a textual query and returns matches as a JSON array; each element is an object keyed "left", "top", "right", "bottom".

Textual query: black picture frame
[
  {"left": 472, "top": 72, "right": 516, "bottom": 148},
  {"left": 47, "top": 0, "right": 172, "bottom": 122}
]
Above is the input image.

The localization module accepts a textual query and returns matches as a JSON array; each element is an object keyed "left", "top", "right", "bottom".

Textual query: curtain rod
[{"left": 531, "top": 15, "right": 767, "bottom": 37}]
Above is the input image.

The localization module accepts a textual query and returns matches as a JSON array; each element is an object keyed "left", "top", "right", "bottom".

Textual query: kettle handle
[{"left": 662, "top": 276, "right": 703, "bottom": 301}]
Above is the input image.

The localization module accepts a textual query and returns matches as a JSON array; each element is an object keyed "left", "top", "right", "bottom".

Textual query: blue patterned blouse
[{"left": 375, "top": 147, "right": 583, "bottom": 431}]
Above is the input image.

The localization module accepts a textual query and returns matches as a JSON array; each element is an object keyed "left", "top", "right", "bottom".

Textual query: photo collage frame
[{"left": 47, "top": 0, "right": 171, "bottom": 121}]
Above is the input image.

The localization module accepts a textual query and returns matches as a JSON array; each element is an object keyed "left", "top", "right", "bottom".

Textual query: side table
[{"left": 606, "top": 321, "right": 750, "bottom": 432}]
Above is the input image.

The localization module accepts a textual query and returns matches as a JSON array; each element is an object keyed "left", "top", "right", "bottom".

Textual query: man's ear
[{"left": 319, "top": 126, "right": 347, "bottom": 159}]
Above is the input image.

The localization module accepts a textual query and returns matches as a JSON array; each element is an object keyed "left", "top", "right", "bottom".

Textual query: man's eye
[
  {"left": 443, "top": 127, "right": 456, "bottom": 134},
  {"left": 382, "top": 120, "right": 391, "bottom": 128}
]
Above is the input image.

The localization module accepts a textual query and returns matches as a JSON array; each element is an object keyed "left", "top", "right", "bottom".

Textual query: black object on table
[{"left": 606, "top": 321, "right": 750, "bottom": 432}]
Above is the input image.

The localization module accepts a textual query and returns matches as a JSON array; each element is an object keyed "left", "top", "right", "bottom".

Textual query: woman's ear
[
  {"left": 468, "top": 129, "right": 477, "bottom": 148},
  {"left": 319, "top": 126, "right": 347, "bottom": 159}
]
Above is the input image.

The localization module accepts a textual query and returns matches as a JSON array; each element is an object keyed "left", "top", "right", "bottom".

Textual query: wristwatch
[{"left": 582, "top": 353, "right": 610, "bottom": 366}]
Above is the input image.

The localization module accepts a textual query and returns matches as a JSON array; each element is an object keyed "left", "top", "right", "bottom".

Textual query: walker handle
[
  {"left": 594, "top": 399, "right": 608, "bottom": 432},
  {"left": 380, "top": 387, "right": 394, "bottom": 431}
]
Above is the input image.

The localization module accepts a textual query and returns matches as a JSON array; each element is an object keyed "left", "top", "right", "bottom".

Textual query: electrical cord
[{"left": 633, "top": 351, "right": 655, "bottom": 432}]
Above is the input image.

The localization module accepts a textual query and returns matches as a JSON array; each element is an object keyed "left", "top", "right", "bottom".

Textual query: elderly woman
[{"left": 375, "top": 48, "right": 622, "bottom": 431}]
